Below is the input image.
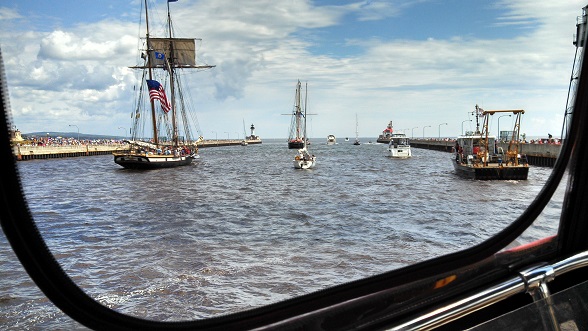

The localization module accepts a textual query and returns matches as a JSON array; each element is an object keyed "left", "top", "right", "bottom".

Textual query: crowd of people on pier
[{"left": 13, "top": 135, "right": 126, "bottom": 147}]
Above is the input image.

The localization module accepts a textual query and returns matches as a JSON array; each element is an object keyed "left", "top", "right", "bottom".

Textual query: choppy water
[{"left": 0, "top": 139, "right": 564, "bottom": 329}]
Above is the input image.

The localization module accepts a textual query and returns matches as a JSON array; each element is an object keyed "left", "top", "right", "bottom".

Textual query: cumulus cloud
[
  {"left": 0, "top": 0, "right": 582, "bottom": 137},
  {"left": 0, "top": 7, "right": 21, "bottom": 20}
]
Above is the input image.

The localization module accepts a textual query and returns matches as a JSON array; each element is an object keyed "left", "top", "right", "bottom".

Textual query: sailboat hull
[
  {"left": 293, "top": 147, "right": 316, "bottom": 169},
  {"left": 293, "top": 158, "right": 316, "bottom": 169},
  {"left": 114, "top": 153, "right": 194, "bottom": 169}
]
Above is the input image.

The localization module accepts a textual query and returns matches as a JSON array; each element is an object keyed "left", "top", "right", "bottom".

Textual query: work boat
[
  {"left": 453, "top": 105, "right": 529, "bottom": 180},
  {"left": 113, "top": 0, "right": 214, "bottom": 169},
  {"left": 376, "top": 120, "right": 394, "bottom": 143},
  {"left": 6, "top": 5, "right": 588, "bottom": 331},
  {"left": 293, "top": 81, "right": 316, "bottom": 169},
  {"left": 387, "top": 132, "right": 412, "bottom": 158}
]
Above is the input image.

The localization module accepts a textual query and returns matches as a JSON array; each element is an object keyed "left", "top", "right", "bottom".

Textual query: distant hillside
[{"left": 24, "top": 132, "right": 123, "bottom": 140}]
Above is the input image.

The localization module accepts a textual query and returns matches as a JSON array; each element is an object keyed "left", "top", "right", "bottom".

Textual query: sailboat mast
[
  {"left": 243, "top": 119, "right": 247, "bottom": 139},
  {"left": 303, "top": 82, "right": 308, "bottom": 149},
  {"left": 166, "top": 2, "right": 179, "bottom": 147},
  {"left": 144, "top": 0, "right": 159, "bottom": 146},
  {"left": 296, "top": 80, "right": 302, "bottom": 140}
]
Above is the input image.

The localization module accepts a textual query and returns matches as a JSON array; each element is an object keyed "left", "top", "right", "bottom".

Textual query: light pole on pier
[
  {"left": 211, "top": 131, "right": 217, "bottom": 140},
  {"left": 438, "top": 123, "right": 447, "bottom": 139},
  {"left": 498, "top": 115, "right": 511, "bottom": 141},
  {"left": 412, "top": 127, "right": 418, "bottom": 139},
  {"left": 68, "top": 124, "right": 79, "bottom": 141},
  {"left": 422, "top": 125, "right": 431, "bottom": 138},
  {"left": 461, "top": 120, "right": 472, "bottom": 135},
  {"left": 118, "top": 127, "right": 126, "bottom": 140},
  {"left": 224, "top": 132, "right": 230, "bottom": 139}
]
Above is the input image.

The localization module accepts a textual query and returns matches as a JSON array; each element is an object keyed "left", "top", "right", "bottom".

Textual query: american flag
[{"left": 146, "top": 79, "right": 171, "bottom": 113}]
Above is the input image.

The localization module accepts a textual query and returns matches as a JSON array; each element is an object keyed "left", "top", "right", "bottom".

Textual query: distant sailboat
[
  {"left": 293, "top": 82, "right": 316, "bottom": 169},
  {"left": 354, "top": 114, "right": 361, "bottom": 145},
  {"left": 241, "top": 119, "right": 248, "bottom": 146},
  {"left": 114, "top": 0, "right": 214, "bottom": 169}
]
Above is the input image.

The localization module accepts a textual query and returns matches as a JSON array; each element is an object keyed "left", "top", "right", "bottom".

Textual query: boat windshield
[{"left": 1, "top": 2, "right": 584, "bottom": 330}]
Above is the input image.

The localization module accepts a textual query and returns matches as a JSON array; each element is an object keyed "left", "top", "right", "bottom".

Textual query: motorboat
[
  {"left": 387, "top": 133, "right": 412, "bottom": 158},
  {"left": 326, "top": 134, "right": 336, "bottom": 145}
]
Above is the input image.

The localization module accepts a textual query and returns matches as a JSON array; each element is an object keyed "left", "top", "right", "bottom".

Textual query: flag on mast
[{"left": 146, "top": 79, "right": 171, "bottom": 113}]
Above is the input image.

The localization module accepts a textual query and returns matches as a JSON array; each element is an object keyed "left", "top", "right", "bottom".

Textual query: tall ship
[
  {"left": 292, "top": 81, "right": 316, "bottom": 169},
  {"left": 285, "top": 80, "right": 308, "bottom": 149},
  {"left": 376, "top": 120, "right": 394, "bottom": 143},
  {"left": 113, "top": 0, "right": 214, "bottom": 169},
  {"left": 452, "top": 105, "right": 529, "bottom": 180}
]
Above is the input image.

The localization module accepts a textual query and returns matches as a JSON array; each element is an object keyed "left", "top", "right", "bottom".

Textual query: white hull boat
[
  {"left": 387, "top": 133, "right": 412, "bottom": 158},
  {"left": 293, "top": 147, "right": 316, "bottom": 169}
]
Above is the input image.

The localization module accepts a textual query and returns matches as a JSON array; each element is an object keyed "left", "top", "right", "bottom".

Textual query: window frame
[{"left": 2, "top": 34, "right": 588, "bottom": 329}]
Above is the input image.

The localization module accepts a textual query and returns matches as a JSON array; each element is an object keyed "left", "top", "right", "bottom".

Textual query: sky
[{"left": 0, "top": 0, "right": 584, "bottom": 139}]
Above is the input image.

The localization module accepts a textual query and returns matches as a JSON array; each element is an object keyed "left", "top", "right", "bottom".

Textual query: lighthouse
[{"left": 249, "top": 123, "right": 258, "bottom": 140}]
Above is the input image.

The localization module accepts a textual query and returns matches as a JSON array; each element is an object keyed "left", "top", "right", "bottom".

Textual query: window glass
[{"left": 0, "top": 1, "right": 577, "bottom": 327}]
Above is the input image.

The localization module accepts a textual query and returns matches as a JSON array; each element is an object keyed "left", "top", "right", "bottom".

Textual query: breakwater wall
[
  {"left": 199, "top": 139, "right": 262, "bottom": 148},
  {"left": 410, "top": 139, "right": 560, "bottom": 167},
  {"left": 13, "top": 139, "right": 262, "bottom": 161}
]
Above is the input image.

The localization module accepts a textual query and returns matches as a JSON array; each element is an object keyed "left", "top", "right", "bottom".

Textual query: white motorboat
[
  {"left": 327, "top": 134, "right": 336, "bottom": 145},
  {"left": 387, "top": 133, "right": 412, "bottom": 158}
]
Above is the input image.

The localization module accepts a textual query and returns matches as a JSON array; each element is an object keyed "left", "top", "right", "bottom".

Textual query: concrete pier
[
  {"left": 14, "top": 144, "right": 126, "bottom": 161},
  {"left": 13, "top": 139, "right": 262, "bottom": 161},
  {"left": 409, "top": 139, "right": 560, "bottom": 167},
  {"left": 198, "top": 139, "right": 262, "bottom": 148}
]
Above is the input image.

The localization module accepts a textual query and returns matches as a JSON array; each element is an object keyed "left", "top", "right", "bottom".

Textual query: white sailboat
[
  {"left": 353, "top": 114, "right": 361, "bottom": 145},
  {"left": 241, "top": 119, "right": 248, "bottom": 146},
  {"left": 293, "top": 81, "right": 316, "bottom": 169},
  {"left": 113, "top": 0, "right": 214, "bottom": 169}
]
